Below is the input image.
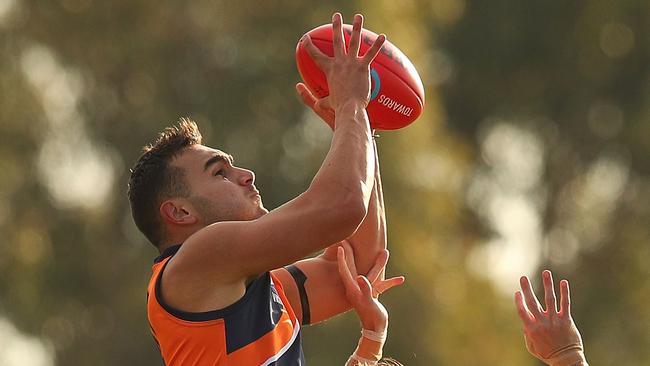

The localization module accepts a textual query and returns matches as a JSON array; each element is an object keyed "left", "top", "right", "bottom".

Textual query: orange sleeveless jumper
[{"left": 146, "top": 245, "right": 304, "bottom": 365}]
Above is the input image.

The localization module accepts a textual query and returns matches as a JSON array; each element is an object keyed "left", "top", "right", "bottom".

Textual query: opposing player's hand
[
  {"left": 515, "top": 270, "right": 588, "bottom": 366},
  {"left": 302, "top": 13, "right": 385, "bottom": 111},
  {"left": 337, "top": 242, "right": 404, "bottom": 332}
]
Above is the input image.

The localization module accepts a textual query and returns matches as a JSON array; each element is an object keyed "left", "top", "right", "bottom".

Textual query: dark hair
[{"left": 127, "top": 118, "right": 203, "bottom": 247}]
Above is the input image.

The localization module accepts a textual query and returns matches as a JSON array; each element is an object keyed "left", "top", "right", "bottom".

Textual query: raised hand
[
  {"left": 515, "top": 270, "right": 588, "bottom": 366},
  {"left": 301, "top": 13, "right": 385, "bottom": 113},
  {"left": 336, "top": 242, "right": 404, "bottom": 332}
]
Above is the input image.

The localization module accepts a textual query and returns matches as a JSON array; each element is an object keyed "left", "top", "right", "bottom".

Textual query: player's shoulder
[
  {"left": 167, "top": 221, "right": 249, "bottom": 275},
  {"left": 159, "top": 244, "right": 250, "bottom": 314}
]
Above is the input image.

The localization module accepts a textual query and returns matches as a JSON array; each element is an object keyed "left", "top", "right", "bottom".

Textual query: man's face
[{"left": 171, "top": 145, "right": 268, "bottom": 225}]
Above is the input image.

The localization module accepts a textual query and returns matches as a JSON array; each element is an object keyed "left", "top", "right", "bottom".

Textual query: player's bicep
[
  {"left": 273, "top": 255, "right": 352, "bottom": 326},
  {"left": 272, "top": 268, "right": 305, "bottom": 324}
]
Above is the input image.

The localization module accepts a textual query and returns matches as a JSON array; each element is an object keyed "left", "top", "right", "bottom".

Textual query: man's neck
[
  {"left": 158, "top": 226, "right": 204, "bottom": 253},
  {"left": 158, "top": 242, "right": 180, "bottom": 254}
]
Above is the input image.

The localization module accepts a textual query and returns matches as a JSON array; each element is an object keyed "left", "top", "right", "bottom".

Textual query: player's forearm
[
  {"left": 346, "top": 140, "right": 387, "bottom": 275},
  {"left": 309, "top": 101, "right": 375, "bottom": 213}
]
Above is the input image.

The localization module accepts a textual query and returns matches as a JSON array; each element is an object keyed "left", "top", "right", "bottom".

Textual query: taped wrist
[
  {"left": 361, "top": 329, "right": 387, "bottom": 343},
  {"left": 284, "top": 265, "right": 311, "bottom": 325},
  {"left": 355, "top": 328, "right": 386, "bottom": 362}
]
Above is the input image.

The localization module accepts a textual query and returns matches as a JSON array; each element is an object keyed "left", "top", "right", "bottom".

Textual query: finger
[
  {"left": 362, "top": 34, "right": 386, "bottom": 65},
  {"left": 296, "top": 88, "right": 336, "bottom": 129},
  {"left": 320, "top": 110, "right": 336, "bottom": 129},
  {"left": 303, "top": 35, "right": 330, "bottom": 69},
  {"left": 348, "top": 14, "right": 363, "bottom": 58},
  {"left": 314, "top": 99, "right": 335, "bottom": 123},
  {"left": 373, "top": 276, "right": 405, "bottom": 297},
  {"left": 314, "top": 96, "right": 333, "bottom": 111},
  {"left": 357, "top": 275, "right": 374, "bottom": 299},
  {"left": 514, "top": 291, "right": 534, "bottom": 326},
  {"left": 559, "top": 279, "right": 571, "bottom": 317},
  {"left": 519, "top": 276, "right": 543, "bottom": 318},
  {"left": 314, "top": 106, "right": 335, "bottom": 130},
  {"left": 296, "top": 83, "right": 317, "bottom": 109},
  {"left": 366, "top": 249, "right": 389, "bottom": 284},
  {"left": 337, "top": 247, "right": 361, "bottom": 296},
  {"left": 342, "top": 241, "right": 358, "bottom": 277},
  {"left": 542, "top": 270, "right": 557, "bottom": 314},
  {"left": 331, "top": 13, "right": 346, "bottom": 57}
]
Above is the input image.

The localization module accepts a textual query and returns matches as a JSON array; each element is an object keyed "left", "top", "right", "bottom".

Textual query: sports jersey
[{"left": 146, "top": 245, "right": 305, "bottom": 365}]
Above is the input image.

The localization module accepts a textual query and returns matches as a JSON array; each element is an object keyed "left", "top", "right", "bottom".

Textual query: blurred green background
[{"left": 1, "top": 0, "right": 649, "bottom": 365}]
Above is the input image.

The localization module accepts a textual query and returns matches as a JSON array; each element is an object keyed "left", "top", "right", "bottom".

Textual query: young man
[{"left": 128, "top": 13, "right": 394, "bottom": 365}]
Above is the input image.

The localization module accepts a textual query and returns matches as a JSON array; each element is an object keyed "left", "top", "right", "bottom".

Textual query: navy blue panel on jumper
[
  {"left": 154, "top": 249, "right": 275, "bottom": 323},
  {"left": 154, "top": 244, "right": 181, "bottom": 263},
  {"left": 224, "top": 273, "right": 284, "bottom": 354},
  {"left": 268, "top": 329, "right": 305, "bottom": 366}
]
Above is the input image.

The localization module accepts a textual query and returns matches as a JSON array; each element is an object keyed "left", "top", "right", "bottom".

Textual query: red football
[{"left": 296, "top": 24, "right": 425, "bottom": 130}]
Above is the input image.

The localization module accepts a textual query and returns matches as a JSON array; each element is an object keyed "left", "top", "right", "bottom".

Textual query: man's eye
[{"left": 214, "top": 170, "right": 224, "bottom": 177}]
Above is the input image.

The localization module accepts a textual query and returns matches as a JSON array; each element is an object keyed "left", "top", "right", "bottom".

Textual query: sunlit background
[{"left": 1, "top": 1, "right": 649, "bottom": 365}]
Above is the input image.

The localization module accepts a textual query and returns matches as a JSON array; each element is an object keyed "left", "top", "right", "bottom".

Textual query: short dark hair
[{"left": 127, "top": 118, "right": 203, "bottom": 247}]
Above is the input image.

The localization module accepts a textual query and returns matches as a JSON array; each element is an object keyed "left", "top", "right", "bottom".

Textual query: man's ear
[{"left": 160, "top": 199, "right": 199, "bottom": 226}]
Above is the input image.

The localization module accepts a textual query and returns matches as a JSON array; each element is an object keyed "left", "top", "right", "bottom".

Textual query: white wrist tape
[{"left": 361, "top": 329, "right": 387, "bottom": 343}]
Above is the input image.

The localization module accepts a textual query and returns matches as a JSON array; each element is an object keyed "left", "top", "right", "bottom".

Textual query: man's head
[{"left": 127, "top": 118, "right": 267, "bottom": 248}]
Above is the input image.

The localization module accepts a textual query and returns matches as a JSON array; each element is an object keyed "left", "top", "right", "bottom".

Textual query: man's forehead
[
  {"left": 193, "top": 145, "right": 229, "bottom": 157},
  {"left": 173, "top": 145, "right": 232, "bottom": 167}
]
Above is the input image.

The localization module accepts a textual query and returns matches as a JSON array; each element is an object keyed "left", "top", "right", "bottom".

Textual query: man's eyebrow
[{"left": 203, "top": 154, "right": 233, "bottom": 171}]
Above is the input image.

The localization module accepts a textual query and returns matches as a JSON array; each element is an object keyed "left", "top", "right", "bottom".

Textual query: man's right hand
[
  {"left": 515, "top": 270, "right": 588, "bottom": 366},
  {"left": 302, "top": 13, "right": 385, "bottom": 114}
]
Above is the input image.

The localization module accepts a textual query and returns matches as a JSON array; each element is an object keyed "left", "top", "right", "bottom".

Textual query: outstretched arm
[
  {"left": 161, "top": 13, "right": 386, "bottom": 314},
  {"left": 275, "top": 14, "right": 389, "bottom": 324},
  {"left": 515, "top": 270, "right": 588, "bottom": 366},
  {"left": 296, "top": 82, "right": 386, "bottom": 278},
  {"left": 345, "top": 139, "right": 386, "bottom": 276}
]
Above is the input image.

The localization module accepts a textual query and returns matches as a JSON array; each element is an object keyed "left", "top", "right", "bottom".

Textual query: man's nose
[{"left": 239, "top": 168, "right": 255, "bottom": 186}]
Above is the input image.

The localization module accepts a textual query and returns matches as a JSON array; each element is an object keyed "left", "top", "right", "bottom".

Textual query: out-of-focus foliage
[{"left": 0, "top": 0, "right": 648, "bottom": 365}]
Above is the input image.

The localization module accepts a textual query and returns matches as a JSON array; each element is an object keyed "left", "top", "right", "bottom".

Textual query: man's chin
[
  {"left": 255, "top": 197, "right": 268, "bottom": 216},
  {"left": 255, "top": 207, "right": 269, "bottom": 218}
]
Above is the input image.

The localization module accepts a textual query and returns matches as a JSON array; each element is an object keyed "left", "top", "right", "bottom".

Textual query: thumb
[
  {"left": 524, "top": 333, "right": 543, "bottom": 361},
  {"left": 314, "top": 96, "right": 333, "bottom": 112},
  {"left": 296, "top": 83, "right": 317, "bottom": 109}
]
